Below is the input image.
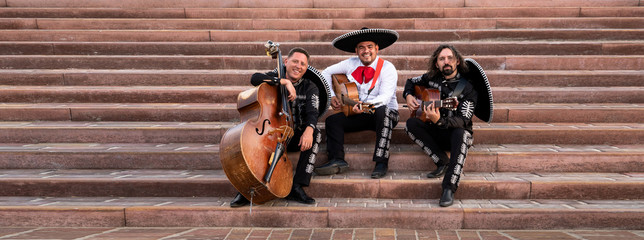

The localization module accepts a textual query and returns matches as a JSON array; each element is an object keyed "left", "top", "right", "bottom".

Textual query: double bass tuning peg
[{"left": 265, "top": 40, "right": 280, "bottom": 59}]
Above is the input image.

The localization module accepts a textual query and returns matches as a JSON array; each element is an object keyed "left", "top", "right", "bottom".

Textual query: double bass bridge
[{"left": 267, "top": 125, "right": 294, "bottom": 144}]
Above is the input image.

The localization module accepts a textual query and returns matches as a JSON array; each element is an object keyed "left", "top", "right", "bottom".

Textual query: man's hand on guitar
[
  {"left": 423, "top": 102, "right": 441, "bottom": 123},
  {"left": 330, "top": 96, "right": 342, "bottom": 110},
  {"left": 352, "top": 101, "right": 364, "bottom": 114},
  {"left": 405, "top": 95, "right": 420, "bottom": 111}
]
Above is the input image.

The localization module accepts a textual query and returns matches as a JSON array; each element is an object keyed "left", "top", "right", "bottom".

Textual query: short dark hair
[
  {"left": 288, "top": 47, "right": 310, "bottom": 61},
  {"left": 428, "top": 44, "right": 468, "bottom": 79}
]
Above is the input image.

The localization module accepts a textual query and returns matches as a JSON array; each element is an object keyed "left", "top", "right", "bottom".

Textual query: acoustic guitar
[
  {"left": 410, "top": 85, "right": 458, "bottom": 122},
  {"left": 331, "top": 74, "right": 375, "bottom": 116}
]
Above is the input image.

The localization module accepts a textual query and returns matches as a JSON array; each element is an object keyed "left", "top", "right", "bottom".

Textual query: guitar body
[
  {"left": 331, "top": 74, "right": 374, "bottom": 116},
  {"left": 411, "top": 85, "right": 458, "bottom": 122},
  {"left": 332, "top": 74, "right": 359, "bottom": 116}
]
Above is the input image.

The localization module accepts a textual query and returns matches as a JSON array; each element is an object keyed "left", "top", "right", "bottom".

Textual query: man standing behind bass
[
  {"left": 403, "top": 44, "right": 478, "bottom": 207},
  {"left": 315, "top": 28, "right": 400, "bottom": 179},
  {"left": 229, "top": 47, "right": 331, "bottom": 207}
]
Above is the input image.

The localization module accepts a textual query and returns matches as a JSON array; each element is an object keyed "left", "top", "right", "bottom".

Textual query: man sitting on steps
[
  {"left": 314, "top": 28, "right": 400, "bottom": 179},
  {"left": 229, "top": 47, "right": 330, "bottom": 207},
  {"left": 403, "top": 44, "right": 485, "bottom": 207}
]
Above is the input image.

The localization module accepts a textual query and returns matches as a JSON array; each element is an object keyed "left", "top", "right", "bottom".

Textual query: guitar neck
[
  {"left": 341, "top": 95, "right": 360, "bottom": 106},
  {"left": 422, "top": 100, "right": 448, "bottom": 108}
]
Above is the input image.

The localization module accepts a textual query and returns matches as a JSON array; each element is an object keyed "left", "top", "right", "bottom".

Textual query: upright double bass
[{"left": 219, "top": 41, "right": 294, "bottom": 204}]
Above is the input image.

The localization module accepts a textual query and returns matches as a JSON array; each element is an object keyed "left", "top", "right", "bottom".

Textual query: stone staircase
[{"left": 0, "top": 0, "right": 642, "bottom": 230}]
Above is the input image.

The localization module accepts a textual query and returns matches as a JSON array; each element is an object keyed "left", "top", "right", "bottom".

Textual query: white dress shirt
[{"left": 322, "top": 56, "right": 399, "bottom": 110}]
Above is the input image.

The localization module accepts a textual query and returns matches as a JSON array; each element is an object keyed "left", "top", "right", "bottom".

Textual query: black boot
[
  {"left": 314, "top": 159, "right": 349, "bottom": 175},
  {"left": 230, "top": 192, "right": 250, "bottom": 208},
  {"left": 371, "top": 162, "right": 388, "bottom": 179},
  {"left": 285, "top": 184, "right": 315, "bottom": 204},
  {"left": 427, "top": 165, "right": 447, "bottom": 178},
  {"left": 439, "top": 188, "right": 454, "bottom": 207}
]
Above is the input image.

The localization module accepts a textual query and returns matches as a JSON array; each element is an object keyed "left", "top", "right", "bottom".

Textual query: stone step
[
  {"left": 0, "top": 121, "right": 230, "bottom": 144},
  {"left": 0, "top": 169, "right": 641, "bottom": 200},
  {"left": 1, "top": 7, "right": 642, "bottom": 19},
  {"left": 0, "top": 103, "right": 641, "bottom": 123},
  {"left": 463, "top": 0, "right": 641, "bottom": 7},
  {"left": 1, "top": 55, "right": 642, "bottom": 71},
  {"left": 2, "top": 29, "right": 642, "bottom": 42},
  {"left": 0, "top": 197, "right": 642, "bottom": 229},
  {"left": 3, "top": 41, "right": 643, "bottom": 56},
  {"left": 0, "top": 197, "right": 642, "bottom": 230},
  {"left": 0, "top": 121, "right": 641, "bottom": 145},
  {"left": 0, "top": 143, "right": 641, "bottom": 173},
  {"left": 0, "top": 86, "right": 249, "bottom": 103},
  {"left": 1, "top": 69, "right": 641, "bottom": 87},
  {"left": 489, "top": 87, "right": 644, "bottom": 104},
  {"left": 0, "top": 86, "right": 641, "bottom": 104},
  {"left": 0, "top": 228, "right": 641, "bottom": 239},
  {"left": 3, "top": 17, "right": 642, "bottom": 30},
  {"left": 5, "top": 0, "right": 640, "bottom": 8},
  {"left": 0, "top": 103, "right": 237, "bottom": 122},
  {"left": 448, "top": 7, "right": 644, "bottom": 18}
]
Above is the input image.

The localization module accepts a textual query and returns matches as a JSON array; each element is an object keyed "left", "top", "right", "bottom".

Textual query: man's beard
[{"left": 441, "top": 66, "right": 455, "bottom": 76}]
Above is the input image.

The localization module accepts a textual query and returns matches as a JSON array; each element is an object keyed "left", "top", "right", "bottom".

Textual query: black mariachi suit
[
  {"left": 250, "top": 71, "right": 321, "bottom": 186},
  {"left": 402, "top": 73, "right": 477, "bottom": 192}
]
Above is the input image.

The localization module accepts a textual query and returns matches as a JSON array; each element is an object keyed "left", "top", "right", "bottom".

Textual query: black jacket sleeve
[
  {"left": 250, "top": 71, "right": 279, "bottom": 86},
  {"left": 402, "top": 74, "right": 428, "bottom": 100}
]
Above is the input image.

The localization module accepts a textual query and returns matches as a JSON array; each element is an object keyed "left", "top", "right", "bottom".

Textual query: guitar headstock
[
  {"left": 361, "top": 103, "right": 376, "bottom": 114},
  {"left": 443, "top": 97, "right": 459, "bottom": 110}
]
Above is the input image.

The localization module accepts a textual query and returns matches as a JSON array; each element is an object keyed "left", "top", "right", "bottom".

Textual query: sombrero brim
[
  {"left": 273, "top": 66, "right": 331, "bottom": 119},
  {"left": 332, "top": 28, "right": 399, "bottom": 53},
  {"left": 464, "top": 58, "right": 494, "bottom": 123}
]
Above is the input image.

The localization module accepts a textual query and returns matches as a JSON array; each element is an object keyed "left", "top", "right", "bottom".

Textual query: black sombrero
[
  {"left": 273, "top": 65, "right": 331, "bottom": 119},
  {"left": 464, "top": 58, "right": 494, "bottom": 123},
  {"left": 331, "top": 28, "right": 399, "bottom": 53}
]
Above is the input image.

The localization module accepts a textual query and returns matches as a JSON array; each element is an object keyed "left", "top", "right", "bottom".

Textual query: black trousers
[
  {"left": 405, "top": 117, "right": 473, "bottom": 192},
  {"left": 287, "top": 127, "right": 321, "bottom": 187},
  {"left": 325, "top": 106, "right": 399, "bottom": 164}
]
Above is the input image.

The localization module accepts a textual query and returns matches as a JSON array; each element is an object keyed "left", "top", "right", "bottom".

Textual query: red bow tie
[{"left": 351, "top": 66, "right": 375, "bottom": 84}]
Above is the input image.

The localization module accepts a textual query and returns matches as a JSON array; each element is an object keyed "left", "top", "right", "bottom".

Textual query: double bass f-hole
[{"left": 256, "top": 119, "right": 271, "bottom": 135}]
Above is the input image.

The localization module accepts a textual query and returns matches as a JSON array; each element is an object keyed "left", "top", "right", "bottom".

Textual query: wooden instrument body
[
  {"left": 219, "top": 82, "right": 293, "bottom": 204},
  {"left": 411, "top": 85, "right": 458, "bottom": 122},
  {"left": 331, "top": 74, "right": 374, "bottom": 116}
]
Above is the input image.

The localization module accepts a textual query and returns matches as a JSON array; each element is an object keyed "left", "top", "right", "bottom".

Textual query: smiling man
[
  {"left": 229, "top": 47, "right": 331, "bottom": 207},
  {"left": 315, "top": 28, "right": 400, "bottom": 179}
]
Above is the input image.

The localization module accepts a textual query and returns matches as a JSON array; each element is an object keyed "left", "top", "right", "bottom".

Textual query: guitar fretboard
[{"left": 422, "top": 100, "right": 448, "bottom": 108}]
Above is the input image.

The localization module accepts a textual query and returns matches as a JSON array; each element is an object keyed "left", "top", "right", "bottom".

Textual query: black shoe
[
  {"left": 230, "top": 192, "right": 250, "bottom": 208},
  {"left": 427, "top": 165, "right": 447, "bottom": 178},
  {"left": 285, "top": 184, "right": 315, "bottom": 204},
  {"left": 314, "top": 159, "right": 349, "bottom": 175},
  {"left": 439, "top": 188, "right": 454, "bottom": 207},
  {"left": 370, "top": 162, "right": 388, "bottom": 179}
]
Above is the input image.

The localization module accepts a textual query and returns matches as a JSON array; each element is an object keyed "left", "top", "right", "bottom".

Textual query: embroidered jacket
[
  {"left": 250, "top": 71, "right": 320, "bottom": 132},
  {"left": 402, "top": 73, "right": 478, "bottom": 133}
]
